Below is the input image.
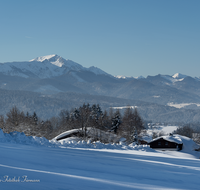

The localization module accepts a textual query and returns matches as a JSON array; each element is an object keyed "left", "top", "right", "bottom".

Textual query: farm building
[
  {"left": 148, "top": 135, "right": 183, "bottom": 150},
  {"left": 52, "top": 127, "right": 119, "bottom": 143},
  {"left": 54, "top": 128, "right": 83, "bottom": 141}
]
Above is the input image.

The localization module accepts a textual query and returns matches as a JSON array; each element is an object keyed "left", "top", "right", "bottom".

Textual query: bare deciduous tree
[
  {"left": 120, "top": 107, "right": 145, "bottom": 144},
  {"left": 173, "top": 125, "right": 194, "bottom": 138}
]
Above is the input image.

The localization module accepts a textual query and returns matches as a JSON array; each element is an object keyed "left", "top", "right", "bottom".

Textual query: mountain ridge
[
  {"left": 1, "top": 55, "right": 200, "bottom": 124},
  {"left": 1, "top": 55, "right": 199, "bottom": 82},
  {"left": 0, "top": 54, "right": 110, "bottom": 79}
]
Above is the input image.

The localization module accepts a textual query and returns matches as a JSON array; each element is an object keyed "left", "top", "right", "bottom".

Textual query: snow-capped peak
[
  {"left": 29, "top": 54, "right": 84, "bottom": 69},
  {"left": 0, "top": 54, "right": 111, "bottom": 79},
  {"left": 160, "top": 73, "right": 186, "bottom": 83},
  {"left": 172, "top": 73, "right": 187, "bottom": 79},
  {"left": 30, "top": 54, "right": 57, "bottom": 62},
  {"left": 30, "top": 54, "right": 68, "bottom": 67}
]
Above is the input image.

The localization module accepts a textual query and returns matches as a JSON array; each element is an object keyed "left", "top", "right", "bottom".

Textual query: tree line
[
  {"left": 0, "top": 104, "right": 145, "bottom": 143},
  {"left": 1, "top": 104, "right": 199, "bottom": 144}
]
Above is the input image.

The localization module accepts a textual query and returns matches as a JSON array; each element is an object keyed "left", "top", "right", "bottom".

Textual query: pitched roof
[{"left": 149, "top": 135, "right": 182, "bottom": 144}]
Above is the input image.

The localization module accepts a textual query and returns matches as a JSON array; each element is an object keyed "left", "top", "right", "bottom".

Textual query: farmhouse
[{"left": 148, "top": 135, "right": 183, "bottom": 150}]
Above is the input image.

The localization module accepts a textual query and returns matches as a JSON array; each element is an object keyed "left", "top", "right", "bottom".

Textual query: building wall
[{"left": 149, "top": 138, "right": 182, "bottom": 150}]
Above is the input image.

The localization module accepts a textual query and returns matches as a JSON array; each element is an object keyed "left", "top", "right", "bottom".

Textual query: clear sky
[{"left": 0, "top": 0, "right": 199, "bottom": 77}]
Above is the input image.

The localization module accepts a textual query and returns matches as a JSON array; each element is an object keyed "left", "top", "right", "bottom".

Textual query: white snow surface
[
  {"left": 172, "top": 73, "right": 188, "bottom": 79},
  {"left": 53, "top": 128, "right": 81, "bottom": 141},
  {"left": 115, "top": 73, "right": 188, "bottom": 82},
  {"left": 153, "top": 95, "right": 160, "bottom": 98},
  {"left": 30, "top": 54, "right": 57, "bottom": 62},
  {"left": 147, "top": 125, "right": 178, "bottom": 135},
  {"left": 114, "top": 75, "right": 144, "bottom": 80},
  {"left": 140, "top": 135, "right": 152, "bottom": 143},
  {"left": 167, "top": 102, "right": 200, "bottom": 109},
  {"left": 112, "top": 106, "right": 138, "bottom": 109},
  {"left": 1, "top": 129, "right": 200, "bottom": 189},
  {"left": 161, "top": 74, "right": 185, "bottom": 83}
]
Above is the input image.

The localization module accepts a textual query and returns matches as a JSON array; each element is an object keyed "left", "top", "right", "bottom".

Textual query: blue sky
[{"left": 0, "top": 0, "right": 199, "bottom": 77}]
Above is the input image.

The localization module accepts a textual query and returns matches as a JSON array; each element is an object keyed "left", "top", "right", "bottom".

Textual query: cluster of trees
[
  {"left": 150, "top": 124, "right": 200, "bottom": 143},
  {"left": 3, "top": 104, "right": 200, "bottom": 144},
  {"left": 0, "top": 106, "right": 53, "bottom": 139},
  {"left": 0, "top": 104, "right": 146, "bottom": 143},
  {"left": 54, "top": 103, "right": 145, "bottom": 143},
  {"left": 173, "top": 125, "right": 194, "bottom": 138},
  {"left": 173, "top": 124, "right": 200, "bottom": 144}
]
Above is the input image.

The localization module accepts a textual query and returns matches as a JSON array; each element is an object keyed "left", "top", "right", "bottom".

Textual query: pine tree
[
  {"left": 32, "top": 112, "right": 38, "bottom": 125},
  {"left": 110, "top": 110, "right": 121, "bottom": 134}
]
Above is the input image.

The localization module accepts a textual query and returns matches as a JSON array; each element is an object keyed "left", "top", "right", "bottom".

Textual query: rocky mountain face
[{"left": 1, "top": 54, "right": 200, "bottom": 123}]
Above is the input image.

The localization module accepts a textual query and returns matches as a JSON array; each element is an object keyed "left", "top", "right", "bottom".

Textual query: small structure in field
[
  {"left": 52, "top": 127, "right": 119, "bottom": 143},
  {"left": 148, "top": 134, "right": 183, "bottom": 150},
  {"left": 54, "top": 128, "right": 83, "bottom": 141}
]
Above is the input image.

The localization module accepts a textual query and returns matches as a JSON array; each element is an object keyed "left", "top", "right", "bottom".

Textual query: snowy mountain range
[
  {"left": 116, "top": 73, "right": 200, "bottom": 83},
  {"left": 0, "top": 54, "right": 199, "bottom": 83},
  {"left": 0, "top": 54, "right": 109, "bottom": 79},
  {"left": 1, "top": 54, "right": 200, "bottom": 123}
]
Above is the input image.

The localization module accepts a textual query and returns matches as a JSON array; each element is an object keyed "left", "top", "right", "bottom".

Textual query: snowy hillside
[
  {"left": 172, "top": 73, "right": 187, "bottom": 79},
  {"left": 159, "top": 73, "right": 187, "bottom": 83},
  {"left": 115, "top": 73, "right": 195, "bottom": 83},
  {"left": 0, "top": 130, "right": 200, "bottom": 189},
  {"left": 0, "top": 54, "right": 110, "bottom": 79},
  {"left": 115, "top": 75, "right": 144, "bottom": 80}
]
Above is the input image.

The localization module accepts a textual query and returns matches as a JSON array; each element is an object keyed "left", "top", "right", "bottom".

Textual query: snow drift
[
  {"left": 0, "top": 129, "right": 53, "bottom": 147},
  {"left": 0, "top": 129, "right": 199, "bottom": 158},
  {"left": 0, "top": 129, "right": 153, "bottom": 151}
]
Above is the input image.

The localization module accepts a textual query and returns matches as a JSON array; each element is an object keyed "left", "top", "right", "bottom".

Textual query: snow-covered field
[
  {"left": 0, "top": 130, "right": 200, "bottom": 190},
  {"left": 167, "top": 102, "right": 200, "bottom": 109},
  {"left": 147, "top": 125, "right": 178, "bottom": 136}
]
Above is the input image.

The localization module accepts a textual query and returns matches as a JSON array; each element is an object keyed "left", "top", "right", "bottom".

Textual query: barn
[{"left": 148, "top": 135, "right": 183, "bottom": 150}]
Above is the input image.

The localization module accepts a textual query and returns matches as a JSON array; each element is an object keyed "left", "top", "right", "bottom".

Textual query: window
[
  {"left": 158, "top": 141, "right": 161, "bottom": 146},
  {"left": 165, "top": 142, "right": 168, "bottom": 146}
]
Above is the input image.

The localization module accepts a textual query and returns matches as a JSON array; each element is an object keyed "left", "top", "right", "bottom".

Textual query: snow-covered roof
[
  {"left": 53, "top": 128, "right": 82, "bottom": 141},
  {"left": 139, "top": 136, "right": 152, "bottom": 143},
  {"left": 150, "top": 135, "right": 182, "bottom": 144},
  {"left": 53, "top": 127, "right": 118, "bottom": 142}
]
